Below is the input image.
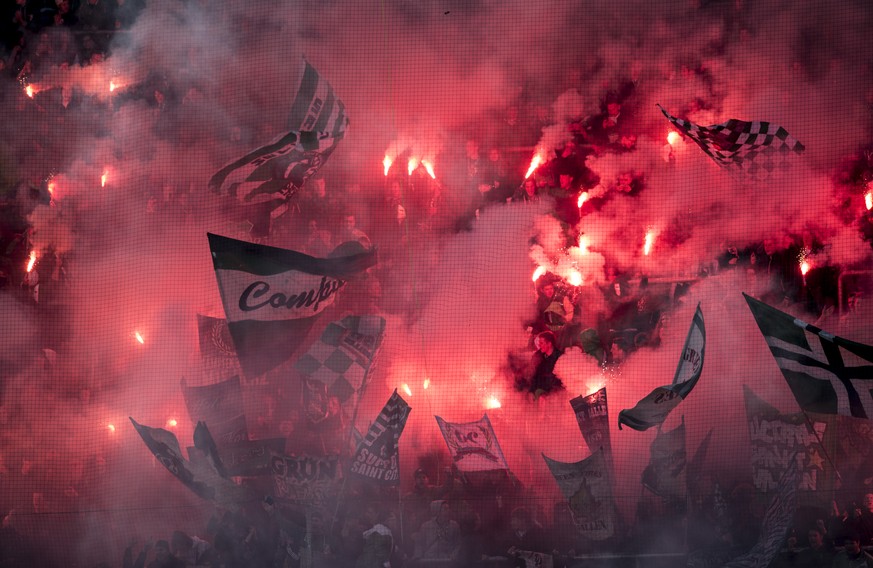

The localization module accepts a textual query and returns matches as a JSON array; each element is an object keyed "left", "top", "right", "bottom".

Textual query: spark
[
  {"left": 485, "top": 395, "right": 501, "bottom": 409},
  {"left": 667, "top": 131, "right": 681, "bottom": 145},
  {"left": 382, "top": 155, "right": 392, "bottom": 176},
  {"left": 135, "top": 331, "right": 145, "bottom": 344},
  {"left": 577, "top": 192, "right": 588, "bottom": 208},
  {"left": 524, "top": 154, "right": 543, "bottom": 179},
  {"left": 421, "top": 160, "right": 436, "bottom": 179},
  {"left": 532, "top": 266, "right": 547, "bottom": 282},
  {"left": 26, "top": 251, "right": 37, "bottom": 273},
  {"left": 402, "top": 383, "right": 413, "bottom": 397}
]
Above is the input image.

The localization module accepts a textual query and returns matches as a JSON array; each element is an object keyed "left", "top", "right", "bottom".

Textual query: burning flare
[
  {"left": 402, "top": 383, "right": 413, "bottom": 397},
  {"left": 25, "top": 85, "right": 36, "bottom": 98},
  {"left": 643, "top": 230, "right": 655, "bottom": 256},
  {"left": 101, "top": 170, "right": 109, "bottom": 187},
  {"left": 532, "top": 266, "right": 547, "bottom": 282},
  {"left": 524, "top": 154, "right": 543, "bottom": 179},
  {"left": 800, "top": 260, "right": 811, "bottom": 276},
  {"left": 107, "top": 424, "right": 116, "bottom": 433},
  {"left": 578, "top": 235, "right": 590, "bottom": 254},
  {"left": 667, "top": 131, "right": 681, "bottom": 145},
  {"left": 485, "top": 395, "right": 501, "bottom": 410},
  {"left": 865, "top": 190, "right": 872, "bottom": 211},
  {"left": 421, "top": 160, "right": 436, "bottom": 179},
  {"left": 134, "top": 331, "right": 145, "bottom": 344},
  {"left": 166, "top": 418, "right": 178, "bottom": 429},
  {"left": 383, "top": 155, "right": 392, "bottom": 176},
  {"left": 577, "top": 191, "right": 588, "bottom": 208},
  {"left": 423, "top": 377, "right": 430, "bottom": 390},
  {"left": 407, "top": 157, "right": 420, "bottom": 176},
  {"left": 26, "top": 251, "right": 37, "bottom": 273},
  {"left": 568, "top": 270, "right": 583, "bottom": 287}
]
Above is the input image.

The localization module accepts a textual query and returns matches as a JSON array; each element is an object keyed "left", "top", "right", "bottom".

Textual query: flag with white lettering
[
  {"left": 349, "top": 390, "right": 410, "bottom": 485},
  {"left": 207, "top": 233, "right": 377, "bottom": 378},
  {"left": 618, "top": 304, "right": 705, "bottom": 430},
  {"left": 722, "top": 461, "right": 797, "bottom": 568},
  {"left": 744, "top": 386, "right": 833, "bottom": 493},
  {"left": 213, "top": 437, "right": 286, "bottom": 477},
  {"left": 658, "top": 105, "right": 804, "bottom": 177},
  {"left": 543, "top": 449, "right": 616, "bottom": 541},
  {"left": 570, "top": 388, "right": 613, "bottom": 467},
  {"left": 641, "top": 421, "right": 686, "bottom": 502},
  {"left": 436, "top": 414, "right": 508, "bottom": 472},
  {"left": 294, "top": 315, "right": 387, "bottom": 412},
  {"left": 270, "top": 454, "right": 339, "bottom": 508},
  {"left": 744, "top": 293, "right": 873, "bottom": 418},
  {"left": 209, "top": 60, "right": 348, "bottom": 221},
  {"left": 181, "top": 376, "right": 248, "bottom": 447}
]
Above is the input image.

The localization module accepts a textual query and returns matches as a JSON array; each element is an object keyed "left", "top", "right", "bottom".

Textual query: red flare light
[
  {"left": 47, "top": 181, "right": 55, "bottom": 195},
  {"left": 532, "top": 266, "right": 547, "bottom": 282},
  {"left": 578, "top": 235, "right": 590, "bottom": 254},
  {"left": 568, "top": 270, "right": 583, "bottom": 287},
  {"left": 423, "top": 377, "right": 430, "bottom": 390},
  {"left": 101, "top": 170, "right": 108, "bottom": 187},
  {"left": 577, "top": 192, "right": 588, "bottom": 208},
  {"left": 383, "top": 156, "right": 392, "bottom": 176},
  {"left": 134, "top": 331, "right": 145, "bottom": 344},
  {"left": 26, "top": 251, "right": 37, "bottom": 273},
  {"left": 25, "top": 85, "right": 36, "bottom": 98},
  {"left": 107, "top": 424, "right": 116, "bottom": 433},
  {"left": 109, "top": 80, "right": 121, "bottom": 92},
  {"left": 667, "top": 131, "right": 681, "bottom": 145},
  {"left": 407, "top": 157, "right": 420, "bottom": 176},
  {"left": 485, "top": 395, "right": 501, "bottom": 409},
  {"left": 643, "top": 230, "right": 655, "bottom": 256},
  {"left": 524, "top": 154, "right": 543, "bottom": 179},
  {"left": 421, "top": 160, "right": 436, "bottom": 179},
  {"left": 800, "top": 260, "right": 811, "bottom": 276},
  {"left": 402, "top": 383, "right": 412, "bottom": 397},
  {"left": 865, "top": 190, "right": 872, "bottom": 211},
  {"left": 166, "top": 418, "right": 178, "bottom": 429}
]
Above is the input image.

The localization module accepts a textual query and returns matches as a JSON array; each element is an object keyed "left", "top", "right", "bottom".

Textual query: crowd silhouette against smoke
[{"left": 2, "top": 1, "right": 873, "bottom": 567}]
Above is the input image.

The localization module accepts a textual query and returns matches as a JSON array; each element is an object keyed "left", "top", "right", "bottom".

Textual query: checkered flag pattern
[
  {"left": 658, "top": 105, "right": 804, "bottom": 176},
  {"left": 294, "top": 315, "right": 387, "bottom": 403}
]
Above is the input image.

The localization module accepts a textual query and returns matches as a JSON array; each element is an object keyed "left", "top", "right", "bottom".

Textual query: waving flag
[
  {"left": 196, "top": 314, "right": 246, "bottom": 384},
  {"left": 618, "top": 304, "right": 705, "bottom": 431},
  {"left": 543, "top": 449, "right": 617, "bottom": 541},
  {"left": 658, "top": 105, "right": 804, "bottom": 176},
  {"left": 208, "top": 233, "right": 377, "bottom": 378},
  {"left": 570, "top": 388, "right": 613, "bottom": 467},
  {"left": 744, "top": 293, "right": 873, "bottom": 418},
  {"left": 209, "top": 59, "right": 348, "bottom": 222},
  {"left": 349, "top": 390, "right": 411, "bottom": 485},
  {"left": 181, "top": 376, "right": 248, "bottom": 447},
  {"left": 641, "top": 421, "right": 686, "bottom": 502},
  {"left": 436, "top": 414, "right": 508, "bottom": 472}
]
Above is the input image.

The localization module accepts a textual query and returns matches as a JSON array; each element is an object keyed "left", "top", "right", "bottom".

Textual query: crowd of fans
[{"left": 4, "top": 5, "right": 873, "bottom": 568}]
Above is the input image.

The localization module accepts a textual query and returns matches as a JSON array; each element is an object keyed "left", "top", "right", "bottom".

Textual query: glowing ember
[
  {"left": 101, "top": 170, "right": 108, "bottom": 187},
  {"left": 643, "top": 230, "right": 655, "bottom": 256},
  {"left": 407, "top": 157, "right": 420, "bottom": 176},
  {"left": 26, "top": 251, "right": 37, "bottom": 273},
  {"left": 135, "top": 331, "right": 145, "bottom": 344},
  {"left": 524, "top": 154, "right": 543, "bottom": 179},
  {"left": 568, "top": 270, "right": 583, "bottom": 287},
  {"left": 532, "top": 266, "right": 547, "bottom": 282},
  {"left": 866, "top": 190, "right": 872, "bottom": 211},
  {"left": 577, "top": 192, "right": 588, "bottom": 208},
  {"left": 578, "top": 235, "right": 590, "bottom": 254},
  {"left": 402, "top": 383, "right": 412, "bottom": 397},
  {"left": 166, "top": 418, "right": 178, "bottom": 428},
  {"left": 25, "top": 85, "right": 35, "bottom": 98},
  {"left": 423, "top": 377, "right": 430, "bottom": 390},
  {"left": 667, "top": 131, "right": 681, "bottom": 145},
  {"left": 421, "top": 160, "right": 436, "bottom": 179},
  {"left": 382, "top": 155, "right": 392, "bottom": 176},
  {"left": 485, "top": 395, "right": 501, "bottom": 409},
  {"left": 800, "top": 260, "right": 811, "bottom": 276},
  {"left": 107, "top": 424, "right": 116, "bottom": 433}
]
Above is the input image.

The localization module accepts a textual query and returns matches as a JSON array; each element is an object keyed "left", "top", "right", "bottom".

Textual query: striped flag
[
  {"left": 618, "top": 304, "right": 705, "bottom": 431},
  {"left": 209, "top": 60, "right": 348, "bottom": 221},
  {"left": 207, "top": 233, "right": 377, "bottom": 378},
  {"left": 349, "top": 390, "right": 411, "bottom": 485},
  {"left": 658, "top": 105, "right": 804, "bottom": 176},
  {"left": 744, "top": 293, "right": 873, "bottom": 418}
]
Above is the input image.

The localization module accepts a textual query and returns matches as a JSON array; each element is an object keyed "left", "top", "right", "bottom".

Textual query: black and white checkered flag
[
  {"left": 744, "top": 293, "right": 873, "bottom": 418},
  {"left": 659, "top": 105, "right": 804, "bottom": 176}
]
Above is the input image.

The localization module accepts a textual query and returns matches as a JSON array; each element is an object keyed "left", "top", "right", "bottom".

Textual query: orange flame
[
  {"left": 532, "top": 266, "right": 547, "bottom": 282},
  {"left": 577, "top": 192, "right": 588, "bottom": 208},
  {"left": 423, "top": 377, "right": 430, "bottom": 390},
  {"left": 26, "top": 251, "right": 37, "bottom": 273},
  {"left": 166, "top": 418, "right": 178, "bottom": 428},
  {"left": 667, "top": 131, "right": 681, "bottom": 145},
  {"left": 524, "top": 154, "right": 543, "bottom": 179},
  {"left": 568, "top": 270, "right": 583, "bottom": 287},
  {"left": 865, "top": 190, "right": 872, "bottom": 211},
  {"left": 383, "top": 156, "right": 392, "bottom": 176},
  {"left": 421, "top": 160, "right": 436, "bottom": 179},
  {"left": 485, "top": 395, "right": 501, "bottom": 410},
  {"left": 643, "top": 230, "right": 655, "bottom": 256},
  {"left": 101, "top": 170, "right": 108, "bottom": 187},
  {"left": 407, "top": 157, "right": 420, "bottom": 176},
  {"left": 135, "top": 331, "right": 145, "bottom": 344},
  {"left": 402, "top": 383, "right": 412, "bottom": 397}
]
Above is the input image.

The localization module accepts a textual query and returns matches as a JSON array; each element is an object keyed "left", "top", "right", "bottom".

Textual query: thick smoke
[{"left": 1, "top": 0, "right": 872, "bottom": 565}]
